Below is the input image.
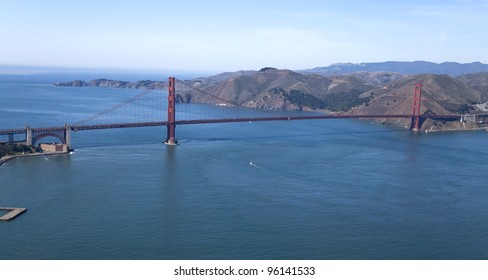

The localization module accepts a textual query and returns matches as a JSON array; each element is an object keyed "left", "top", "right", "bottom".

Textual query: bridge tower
[
  {"left": 164, "top": 76, "right": 178, "bottom": 145},
  {"left": 26, "top": 126, "right": 32, "bottom": 146},
  {"left": 64, "top": 124, "right": 71, "bottom": 148},
  {"left": 411, "top": 83, "right": 423, "bottom": 132}
]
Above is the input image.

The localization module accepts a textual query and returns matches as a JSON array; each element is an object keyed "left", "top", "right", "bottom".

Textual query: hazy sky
[{"left": 1, "top": 0, "right": 488, "bottom": 72}]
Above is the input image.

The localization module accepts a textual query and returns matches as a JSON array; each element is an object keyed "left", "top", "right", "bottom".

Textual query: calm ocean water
[{"left": 1, "top": 74, "right": 488, "bottom": 260}]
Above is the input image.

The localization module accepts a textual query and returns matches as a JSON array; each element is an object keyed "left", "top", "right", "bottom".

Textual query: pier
[{"left": 0, "top": 207, "right": 27, "bottom": 221}]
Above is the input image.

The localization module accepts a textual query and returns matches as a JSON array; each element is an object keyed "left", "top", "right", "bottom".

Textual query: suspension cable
[{"left": 71, "top": 88, "right": 156, "bottom": 127}]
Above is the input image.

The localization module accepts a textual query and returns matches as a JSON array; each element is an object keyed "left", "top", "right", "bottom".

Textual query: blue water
[{"left": 1, "top": 74, "right": 488, "bottom": 259}]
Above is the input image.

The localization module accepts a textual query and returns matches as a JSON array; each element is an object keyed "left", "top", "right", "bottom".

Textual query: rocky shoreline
[{"left": 0, "top": 151, "right": 70, "bottom": 166}]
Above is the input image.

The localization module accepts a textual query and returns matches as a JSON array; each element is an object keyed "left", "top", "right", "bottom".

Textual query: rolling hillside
[
  {"left": 457, "top": 72, "right": 488, "bottom": 101},
  {"left": 176, "top": 67, "right": 374, "bottom": 111},
  {"left": 346, "top": 74, "right": 484, "bottom": 131}
]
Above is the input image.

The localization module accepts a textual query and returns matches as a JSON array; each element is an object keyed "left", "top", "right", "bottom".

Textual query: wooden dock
[{"left": 0, "top": 207, "right": 27, "bottom": 221}]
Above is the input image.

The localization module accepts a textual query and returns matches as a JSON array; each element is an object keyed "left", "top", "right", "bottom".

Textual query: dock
[{"left": 0, "top": 207, "right": 27, "bottom": 221}]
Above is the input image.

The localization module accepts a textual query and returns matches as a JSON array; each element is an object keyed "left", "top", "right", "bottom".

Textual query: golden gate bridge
[{"left": 0, "top": 77, "right": 478, "bottom": 149}]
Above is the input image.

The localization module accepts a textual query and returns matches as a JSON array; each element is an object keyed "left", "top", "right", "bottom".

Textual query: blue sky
[{"left": 1, "top": 0, "right": 488, "bottom": 72}]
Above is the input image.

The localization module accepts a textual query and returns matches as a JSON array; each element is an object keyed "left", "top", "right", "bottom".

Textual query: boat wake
[
  {"left": 249, "top": 161, "right": 263, "bottom": 169},
  {"left": 248, "top": 160, "right": 290, "bottom": 179}
]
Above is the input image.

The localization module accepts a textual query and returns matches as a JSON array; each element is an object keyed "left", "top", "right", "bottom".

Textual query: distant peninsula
[
  {"left": 54, "top": 79, "right": 165, "bottom": 90},
  {"left": 300, "top": 61, "right": 488, "bottom": 76}
]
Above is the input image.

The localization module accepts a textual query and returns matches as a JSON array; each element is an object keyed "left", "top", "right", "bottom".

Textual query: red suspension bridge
[{"left": 0, "top": 77, "right": 480, "bottom": 148}]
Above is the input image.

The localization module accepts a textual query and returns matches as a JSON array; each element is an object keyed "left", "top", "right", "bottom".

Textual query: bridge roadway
[
  {"left": 0, "top": 113, "right": 468, "bottom": 134},
  {"left": 173, "top": 114, "right": 463, "bottom": 125},
  {"left": 0, "top": 128, "right": 27, "bottom": 135},
  {"left": 0, "top": 126, "right": 70, "bottom": 135},
  {"left": 71, "top": 113, "right": 468, "bottom": 130}
]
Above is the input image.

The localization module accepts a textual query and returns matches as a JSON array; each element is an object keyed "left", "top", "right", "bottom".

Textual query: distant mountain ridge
[{"left": 301, "top": 61, "right": 488, "bottom": 76}]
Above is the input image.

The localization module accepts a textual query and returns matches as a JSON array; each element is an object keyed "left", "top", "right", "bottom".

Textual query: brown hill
[
  {"left": 457, "top": 72, "right": 488, "bottom": 101},
  {"left": 346, "top": 74, "right": 483, "bottom": 131},
  {"left": 341, "top": 71, "right": 408, "bottom": 85},
  {"left": 176, "top": 70, "right": 488, "bottom": 131},
  {"left": 176, "top": 68, "right": 374, "bottom": 111}
]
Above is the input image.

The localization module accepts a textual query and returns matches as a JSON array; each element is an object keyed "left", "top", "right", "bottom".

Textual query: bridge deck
[
  {"left": 0, "top": 129, "right": 26, "bottom": 135},
  {"left": 174, "top": 114, "right": 463, "bottom": 125},
  {"left": 1, "top": 113, "right": 485, "bottom": 134}
]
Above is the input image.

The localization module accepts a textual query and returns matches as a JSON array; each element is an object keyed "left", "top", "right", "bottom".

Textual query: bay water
[{"left": 1, "top": 74, "right": 488, "bottom": 259}]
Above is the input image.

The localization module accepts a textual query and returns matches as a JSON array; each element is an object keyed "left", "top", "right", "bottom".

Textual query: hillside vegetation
[{"left": 0, "top": 143, "right": 40, "bottom": 158}]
